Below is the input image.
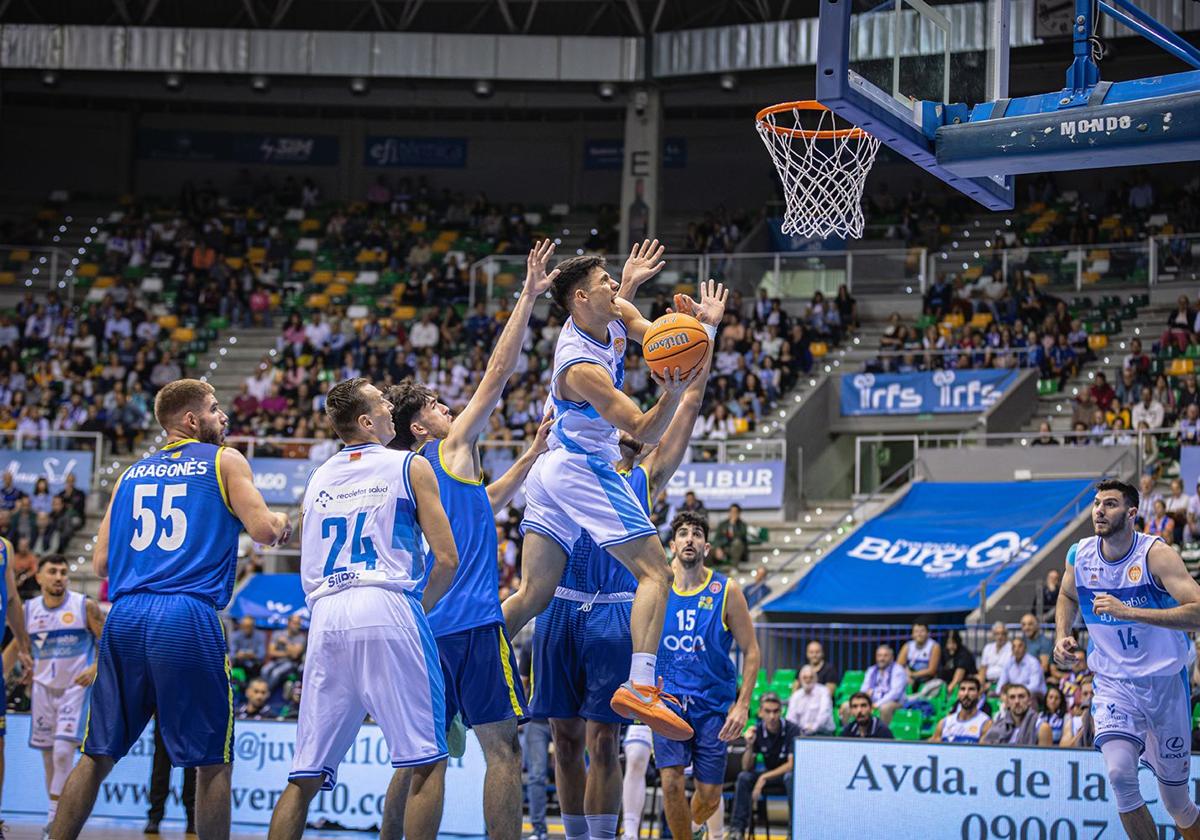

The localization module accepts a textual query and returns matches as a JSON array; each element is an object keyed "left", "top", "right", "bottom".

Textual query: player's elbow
[
  {"left": 434, "top": 544, "right": 460, "bottom": 575},
  {"left": 92, "top": 553, "right": 107, "bottom": 579}
]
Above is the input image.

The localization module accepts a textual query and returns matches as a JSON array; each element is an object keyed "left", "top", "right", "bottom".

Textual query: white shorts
[
  {"left": 522, "top": 447, "right": 656, "bottom": 553},
  {"left": 290, "top": 587, "right": 448, "bottom": 789},
  {"left": 1092, "top": 670, "right": 1193, "bottom": 785},
  {"left": 30, "top": 680, "right": 90, "bottom": 749},
  {"left": 625, "top": 724, "right": 653, "bottom": 751}
]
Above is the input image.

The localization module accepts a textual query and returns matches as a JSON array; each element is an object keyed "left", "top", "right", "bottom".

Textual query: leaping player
[
  {"left": 503, "top": 240, "right": 726, "bottom": 739},
  {"left": 1055, "top": 479, "right": 1200, "bottom": 840},
  {"left": 530, "top": 342, "right": 716, "bottom": 840},
  {"left": 23, "top": 555, "right": 105, "bottom": 838}
]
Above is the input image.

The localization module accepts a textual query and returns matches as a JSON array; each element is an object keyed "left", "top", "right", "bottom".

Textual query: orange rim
[{"left": 755, "top": 100, "right": 872, "bottom": 140}]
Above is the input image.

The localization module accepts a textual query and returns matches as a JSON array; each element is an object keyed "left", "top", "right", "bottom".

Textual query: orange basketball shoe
[{"left": 610, "top": 679, "right": 693, "bottom": 741}]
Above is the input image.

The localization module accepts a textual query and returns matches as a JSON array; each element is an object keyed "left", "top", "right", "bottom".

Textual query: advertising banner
[
  {"left": 137, "top": 130, "right": 338, "bottom": 165},
  {"left": 793, "top": 738, "right": 1192, "bottom": 839},
  {"left": 840, "top": 369, "right": 1020, "bottom": 416},
  {"left": 228, "top": 574, "right": 308, "bottom": 629},
  {"left": 1181, "top": 446, "right": 1200, "bottom": 495},
  {"left": 247, "top": 457, "right": 315, "bottom": 505},
  {"left": 0, "top": 448, "right": 93, "bottom": 494},
  {"left": 665, "top": 461, "right": 784, "bottom": 510},
  {"left": 583, "top": 137, "right": 688, "bottom": 169},
  {"left": 364, "top": 137, "right": 468, "bottom": 168},
  {"left": 767, "top": 480, "right": 1091, "bottom": 614},
  {"left": 1, "top": 715, "right": 486, "bottom": 833}
]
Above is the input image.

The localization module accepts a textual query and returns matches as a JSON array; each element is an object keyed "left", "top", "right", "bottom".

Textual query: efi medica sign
[
  {"left": 0, "top": 448, "right": 93, "bottom": 494},
  {"left": 1, "top": 715, "right": 486, "bottom": 834},
  {"left": 666, "top": 462, "right": 783, "bottom": 510},
  {"left": 840, "top": 369, "right": 1019, "bottom": 416},
  {"left": 794, "top": 739, "right": 1197, "bottom": 839}
]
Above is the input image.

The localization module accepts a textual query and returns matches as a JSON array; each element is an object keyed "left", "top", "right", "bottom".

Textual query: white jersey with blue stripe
[
  {"left": 941, "top": 709, "right": 990, "bottom": 743},
  {"left": 26, "top": 590, "right": 95, "bottom": 690},
  {"left": 301, "top": 443, "right": 426, "bottom": 608},
  {"left": 549, "top": 317, "right": 628, "bottom": 462},
  {"left": 1071, "top": 532, "right": 1194, "bottom": 679}
]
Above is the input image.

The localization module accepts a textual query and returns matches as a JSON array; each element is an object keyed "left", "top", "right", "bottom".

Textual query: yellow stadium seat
[
  {"left": 312, "top": 270, "right": 334, "bottom": 285},
  {"left": 336, "top": 270, "right": 356, "bottom": 284},
  {"left": 1168, "top": 358, "right": 1195, "bottom": 377},
  {"left": 1031, "top": 272, "right": 1050, "bottom": 286},
  {"left": 247, "top": 247, "right": 267, "bottom": 264},
  {"left": 430, "top": 240, "right": 451, "bottom": 254},
  {"left": 970, "top": 313, "right": 993, "bottom": 329},
  {"left": 941, "top": 314, "right": 964, "bottom": 329},
  {"left": 297, "top": 354, "right": 313, "bottom": 368},
  {"left": 1088, "top": 334, "right": 1108, "bottom": 350},
  {"left": 964, "top": 266, "right": 984, "bottom": 280},
  {"left": 171, "top": 327, "right": 196, "bottom": 343},
  {"left": 495, "top": 272, "right": 516, "bottom": 288},
  {"left": 94, "top": 276, "right": 116, "bottom": 288},
  {"left": 391, "top": 284, "right": 408, "bottom": 301},
  {"left": 300, "top": 218, "right": 321, "bottom": 232},
  {"left": 327, "top": 283, "right": 349, "bottom": 296},
  {"left": 10, "top": 249, "right": 30, "bottom": 262},
  {"left": 408, "top": 220, "right": 428, "bottom": 234},
  {"left": 307, "top": 293, "right": 330, "bottom": 309},
  {"left": 810, "top": 342, "right": 829, "bottom": 358},
  {"left": 1083, "top": 271, "right": 1101, "bottom": 284},
  {"left": 0, "top": 272, "right": 14, "bottom": 286},
  {"left": 225, "top": 256, "right": 244, "bottom": 270},
  {"left": 393, "top": 305, "right": 417, "bottom": 320},
  {"left": 77, "top": 263, "right": 100, "bottom": 278},
  {"left": 292, "top": 258, "right": 314, "bottom": 273},
  {"left": 733, "top": 417, "right": 750, "bottom": 434},
  {"left": 269, "top": 292, "right": 282, "bottom": 306},
  {"left": 157, "top": 315, "right": 179, "bottom": 330}
]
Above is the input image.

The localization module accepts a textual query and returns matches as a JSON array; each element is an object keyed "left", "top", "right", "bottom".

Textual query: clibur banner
[
  {"left": 0, "top": 448, "right": 93, "bottom": 494},
  {"left": 665, "top": 462, "right": 784, "bottom": 510},
  {"left": 1, "top": 715, "right": 486, "bottom": 834},
  {"left": 767, "top": 480, "right": 1091, "bottom": 614},
  {"left": 840, "top": 369, "right": 1019, "bottom": 416},
  {"left": 794, "top": 739, "right": 1195, "bottom": 839},
  {"left": 247, "top": 457, "right": 315, "bottom": 505}
]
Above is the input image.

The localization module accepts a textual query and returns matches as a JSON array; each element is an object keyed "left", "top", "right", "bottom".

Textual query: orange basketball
[{"left": 642, "top": 312, "right": 710, "bottom": 378}]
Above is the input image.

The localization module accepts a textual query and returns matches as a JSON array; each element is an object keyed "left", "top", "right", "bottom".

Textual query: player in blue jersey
[
  {"left": 0, "top": 534, "right": 33, "bottom": 840},
  {"left": 386, "top": 240, "right": 559, "bottom": 840},
  {"left": 656, "top": 511, "right": 760, "bottom": 840},
  {"left": 1055, "top": 479, "right": 1200, "bottom": 840},
  {"left": 51, "top": 379, "right": 292, "bottom": 840},
  {"left": 529, "top": 346, "right": 712, "bottom": 840}
]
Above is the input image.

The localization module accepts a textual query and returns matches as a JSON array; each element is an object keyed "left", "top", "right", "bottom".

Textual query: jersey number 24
[{"left": 322, "top": 512, "right": 378, "bottom": 575}]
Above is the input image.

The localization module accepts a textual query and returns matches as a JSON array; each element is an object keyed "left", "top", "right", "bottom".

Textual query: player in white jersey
[
  {"left": 503, "top": 240, "right": 727, "bottom": 740},
  {"left": 1055, "top": 479, "right": 1200, "bottom": 840},
  {"left": 24, "top": 555, "right": 105, "bottom": 836},
  {"left": 267, "top": 378, "right": 459, "bottom": 840},
  {"left": 931, "top": 677, "right": 991, "bottom": 744}
]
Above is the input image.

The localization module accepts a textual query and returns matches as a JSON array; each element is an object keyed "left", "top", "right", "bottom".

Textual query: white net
[{"left": 756, "top": 104, "right": 881, "bottom": 240}]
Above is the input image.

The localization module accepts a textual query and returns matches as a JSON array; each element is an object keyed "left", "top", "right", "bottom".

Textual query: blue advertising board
[
  {"left": 0, "top": 448, "right": 93, "bottom": 494},
  {"left": 247, "top": 457, "right": 315, "bottom": 505},
  {"left": 1, "top": 715, "right": 486, "bottom": 833},
  {"left": 228, "top": 574, "right": 308, "bottom": 629},
  {"left": 840, "top": 369, "right": 1020, "bottom": 416},
  {"left": 136, "top": 130, "right": 338, "bottom": 165},
  {"left": 364, "top": 137, "right": 468, "bottom": 168},
  {"left": 665, "top": 461, "right": 783, "bottom": 510},
  {"left": 582, "top": 137, "right": 687, "bottom": 169},
  {"left": 767, "top": 480, "right": 1091, "bottom": 614},
  {"left": 1181, "top": 446, "right": 1200, "bottom": 494}
]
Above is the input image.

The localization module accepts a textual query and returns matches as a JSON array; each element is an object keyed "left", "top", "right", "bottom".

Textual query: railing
[{"left": 465, "top": 230, "right": 1200, "bottom": 308}]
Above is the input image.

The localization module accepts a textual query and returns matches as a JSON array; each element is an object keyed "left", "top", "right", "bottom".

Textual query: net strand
[{"left": 756, "top": 107, "right": 881, "bottom": 240}]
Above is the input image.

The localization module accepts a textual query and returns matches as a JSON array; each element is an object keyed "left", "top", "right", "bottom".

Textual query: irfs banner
[
  {"left": 793, "top": 739, "right": 1192, "bottom": 840},
  {"left": 767, "top": 480, "right": 1090, "bottom": 614},
  {"left": 0, "top": 448, "right": 93, "bottom": 493},
  {"left": 1, "top": 715, "right": 487, "bottom": 834},
  {"left": 665, "top": 462, "right": 784, "bottom": 510},
  {"left": 839, "top": 369, "right": 1020, "bottom": 415}
]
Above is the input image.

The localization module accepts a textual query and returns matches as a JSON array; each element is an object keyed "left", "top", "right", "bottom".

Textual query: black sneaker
[
  {"left": 144, "top": 821, "right": 161, "bottom": 835},
  {"left": 185, "top": 823, "right": 197, "bottom": 835}
]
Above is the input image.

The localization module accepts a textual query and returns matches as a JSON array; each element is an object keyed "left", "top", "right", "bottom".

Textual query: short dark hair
[
  {"left": 324, "top": 377, "right": 373, "bottom": 442},
  {"left": 759, "top": 691, "right": 782, "bottom": 708},
  {"left": 848, "top": 691, "right": 873, "bottom": 707},
  {"left": 37, "top": 554, "right": 67, "bottom": 571},
  {"left": 153, "top": 379, "right": 215, "bottom": 428},
  {"left": 959, "top": 676, "right": 981, "bottom": 691},
  {"left": 384, "top": 380, "right": 435, "bottom": 450},
  {"left": 670, "top": 510, "right": 710, "bottom": 542},
  {"left": 551, "top": 255, "right": 606, "bottom": 311},
  {"left": 1096, "top": 478, "right": 1138, "bottom": 510}
]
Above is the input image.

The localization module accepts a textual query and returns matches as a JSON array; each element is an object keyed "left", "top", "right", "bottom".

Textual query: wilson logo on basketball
[
  {"left": 645, "top": 333, "right": 691, "bottom": 354},
  {"left": 1127, "top": 566, "right": 1142, "bottom": 583}
]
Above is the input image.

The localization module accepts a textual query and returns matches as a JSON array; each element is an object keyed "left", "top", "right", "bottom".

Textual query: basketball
[{"left": 642, "top": 312, "right": 709, "bottom": 378}]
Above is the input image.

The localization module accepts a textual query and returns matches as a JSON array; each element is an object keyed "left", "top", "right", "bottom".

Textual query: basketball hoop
[{"left": 755, "top": 101, "right": 881, "bottom": 240}]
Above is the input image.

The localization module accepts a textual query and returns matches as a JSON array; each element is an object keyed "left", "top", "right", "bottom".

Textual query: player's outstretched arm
[
  {"left": 447, "top": 240, "right": 559, "bottom": 455},
  {"left": 5, "top": 555, "right": 32, "bottom": 675},
  {"left": 410, "top": 456, "right": 460, "bottom": 611},
  {"left": 642, "top": 352, "right": 713, "bottom": 494},
  {"left": 1053, "top": 554, "right": 1083, "bottom": 669},
  {"left": 563, "top": 362, "right": 697, "bottom": 446},
  {"left": 1094, "top": 540, "right": 1200, "bottom": 630},
  {"left": 719, "top": 580, "right": 760, "bottom": 742},
  {"left": 617, "top": 238, "right": 666, "bottom": 302},
  {"left": 486, "top": 413, "right": 553, "bottom": 514},
  {"left": 220, "top": 447, "right": 292, "bottom": 546}
]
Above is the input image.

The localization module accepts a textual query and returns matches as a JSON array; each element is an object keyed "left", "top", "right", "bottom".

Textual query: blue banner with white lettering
[
  {"left": 0, "top": 448, "right": 93, "bottom": 494},
  {"left": 1181, "top": 447, "right": 1200, "bottom": 494},
  {"left": 840, "top": 369, "right": 1020, "bottom": 416},
  {"left": 666, "top": 461, "right": 783, "bottom": 510},
  {"left": 247, "top": 457, "right": 315, "bottom": 505},
  {"left": 583, "top": 138, "right": 687, "bottom": 169},
  {"left": 364, "top": 136, "right": 468, "bottom": 168},
  {"left": 228, "top": 574, "right": 308, "bottom": 629},
  {"left": 136, "top": 130, "right": 338, "bottom": 165},
  {"left": 765, "top": 480, "right": 1092, "bottom": 614}
]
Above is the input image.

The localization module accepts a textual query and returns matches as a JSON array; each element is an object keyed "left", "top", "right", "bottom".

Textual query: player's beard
[
  {"left": 1094, "top": 513, "right": 1127, "bottom": 537},
  {"left": 678, "top": 549, "right": 702, "bottom": 569},
  {"left": 959, "top": 696, "right": 977, "bottom": 713},
  {"left": 196, "top": 420, "right": 225, "bottom": 446}
]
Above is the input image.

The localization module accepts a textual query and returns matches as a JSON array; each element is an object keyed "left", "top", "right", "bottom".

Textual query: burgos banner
[
  {"left": 666, "top": 462, "right": 784, "bottom": 510},
  {"left": 1, "top": 715, "right": 486, "bottom": 833},
  {"left": 0, "top": 448, "right": 93, "bottom": 494},
  {"left": 767, "top": 480, "right": 1091, "bottom": 614},
  {"left": 248, "top": 457, "right": 315, "bottom": 505},
  {"left": 794, "top": 739, "right": 1192, "bottom": 839},
  {"left": 840, "top": 369, "right": 1019, "bottom": 416}
]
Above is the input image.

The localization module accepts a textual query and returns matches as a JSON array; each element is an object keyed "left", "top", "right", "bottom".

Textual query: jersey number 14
[
  {"left": 1116, "top": 628, "right": 1139, "bottom": 651},
  {"left": 322, "top": 512, "right": 378, "bottom": 575}
]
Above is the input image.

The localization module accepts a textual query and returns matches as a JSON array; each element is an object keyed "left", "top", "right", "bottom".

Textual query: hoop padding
[{"left": 756, "top": 101, "right": 881, "bottom": 240}]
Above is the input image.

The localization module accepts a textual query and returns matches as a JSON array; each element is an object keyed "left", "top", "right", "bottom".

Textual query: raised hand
[
  {"left": 651, "top": 364, "right": 702, "bottom": 397},
  {"left": 621, "top": 238, "right": 666, "bottom": 294},
  {"left": 524, "top": 239, "right": 561, "bottom": 299},
  {"left": 672, "top": 279, "right": 728, "bottom": 327}
]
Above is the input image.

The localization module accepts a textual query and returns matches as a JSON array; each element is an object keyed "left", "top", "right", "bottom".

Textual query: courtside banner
[
  {"left": 792, "top": 738, "right": 1191, "bottom": 839},
  {"left": 1, "top": 715, "right": 486, "bottom": 833},
  {"left": 0, "top": 448, "right": 93, "bottom": 494},
  {"left": 839, "top": 369, "right": 1019, "bottom": 416},
  {"left": 666, "top": 461, "right": 784, "bottom": 510},
  {"left": 247, "top": 457, "right": 314, "bottom": 504},
  {"left": 228, "top": 573, "right": 308, "bottom": 629},
  {"left": 767, "top": 480, "right": 1090, "bottom": 614}
]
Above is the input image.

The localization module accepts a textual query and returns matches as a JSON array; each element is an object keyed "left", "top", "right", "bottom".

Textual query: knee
[
  {"left": 661, "top": 770, "right": 686, "bottom": 796},
  {"left": 552, "top": 730, "right": 585, "bottom": 764},
  {"left": 586, "top": 729, "right": 620, "bottom": 770}
]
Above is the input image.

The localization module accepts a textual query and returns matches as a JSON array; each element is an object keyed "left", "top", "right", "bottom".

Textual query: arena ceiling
[{"left": 0, "top": 0, "right": 814, "bottom": 36}]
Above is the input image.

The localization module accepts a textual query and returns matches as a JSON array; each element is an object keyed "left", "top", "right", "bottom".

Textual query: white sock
[
  {"left": 587, "top": 813, "right": 620, "bottom": 840},
  {"left": 707, "top": 799, "right": 725, "bottom": 840},
  {"left": 622, "top": 740, "right": 651, "bottom": 840},
  {"left": 629, "top": 653, "right": 657, "bottom": 686},
  {"left": 48, "top": 797, "right": 59, "bottom": 824},
  {"left": 565, "top": 813, "right": 590, "bottom": 840},
  {"left": 692, "top": 822, "right": 704, "bottom": 836}
]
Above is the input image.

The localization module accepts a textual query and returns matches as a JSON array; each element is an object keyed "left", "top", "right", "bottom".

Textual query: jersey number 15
[{"left": 322, "top": 512, "right": 378, "bottom": 575}]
